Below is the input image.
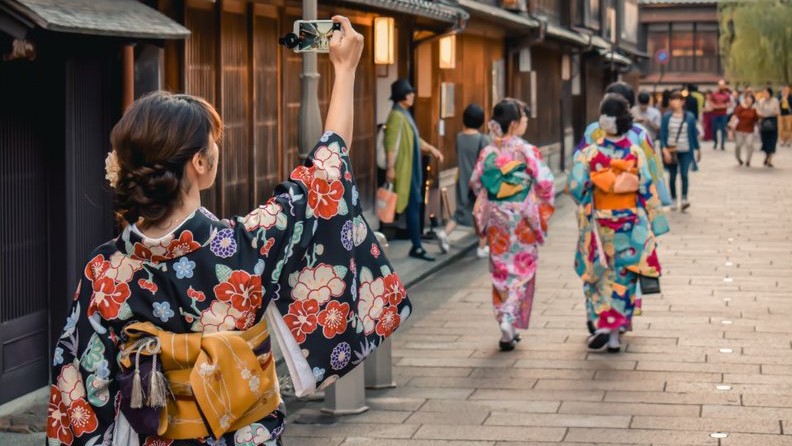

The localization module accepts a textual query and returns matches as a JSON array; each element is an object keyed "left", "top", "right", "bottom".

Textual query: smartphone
[{"left": 284, "top": 20, "right": 341, "bottom": 53}]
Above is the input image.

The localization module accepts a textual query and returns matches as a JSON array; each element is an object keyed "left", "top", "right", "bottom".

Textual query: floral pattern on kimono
[
  {"left": 470, "top": 136, "right": 555, "bottom": 329},
  {"left": 47, "top": 132, "right": 410, "bottom": 445},
  {"left": 567, "top": 137, "right": 662, "bottom": 331},
  {"left": 577, "top": 121, "right": 673, "bottom": 212}
]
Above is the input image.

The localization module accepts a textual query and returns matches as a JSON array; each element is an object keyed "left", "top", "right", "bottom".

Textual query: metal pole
[{"left": 298, "top": 0, "right": 323, "bottom": 160}]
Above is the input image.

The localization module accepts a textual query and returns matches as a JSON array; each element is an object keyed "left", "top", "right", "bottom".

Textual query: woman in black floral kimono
[{"left": 47, "top": 17, "right": 410, "bottom": 446}]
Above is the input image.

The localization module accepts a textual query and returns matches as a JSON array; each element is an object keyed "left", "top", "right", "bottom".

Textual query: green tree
[{"left": 719, "top": 0, "right": 792, "bottom": 85}]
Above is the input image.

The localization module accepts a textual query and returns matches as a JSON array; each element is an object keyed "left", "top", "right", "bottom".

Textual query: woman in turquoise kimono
[
  {"left": 47, "top": 18, "right": 410, "bottom": 446},
  {"left": 470, "top": 99, "right": 555, "bottom": 351},
  {"left": 568, "top": 94, "right": 666, "bottom": 353}
]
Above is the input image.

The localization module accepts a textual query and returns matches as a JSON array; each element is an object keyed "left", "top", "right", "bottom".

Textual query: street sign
[{"left": 655, "top": 49, "right": 670, "bottom": 65}]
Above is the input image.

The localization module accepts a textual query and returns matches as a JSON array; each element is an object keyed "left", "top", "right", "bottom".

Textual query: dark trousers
[
  {"left": 712, "top": 115, "right": 728, "bottom": 149},
  {"left": 406, "top": 186, "right": 423, "bottom": 249},
  {"left": 760, "top": 118, "right": 779, "bottom": 154},
  {"left": 668, "top": 151, "right": 694, "bottom": 200}
]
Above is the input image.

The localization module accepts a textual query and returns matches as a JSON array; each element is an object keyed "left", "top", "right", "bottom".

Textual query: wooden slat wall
[
  {"left": 220, "top": 1, "right": 251, "bottom": 217},
  {"left": 252, "top": 9, "right": 281, "bottom": 201},
  {"left": 185, "top": 1, "right": 219, "bottom": 212},
  {"left": 430, "top": 34, "right": 504, "bottom": 172}
]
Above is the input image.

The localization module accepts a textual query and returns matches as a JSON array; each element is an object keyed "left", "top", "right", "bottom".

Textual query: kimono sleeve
[
  {"left": 47, "top": 257, "right": 120, "bottom": 446},
  {"left": 635, "top": 147, "right": 669, "bottom": 237},
  {"left": 567, "top": 147, "right": 593, "bottom": 207},
  {"left": 243, "top": 131, "right": 411, "bottom": 395}
]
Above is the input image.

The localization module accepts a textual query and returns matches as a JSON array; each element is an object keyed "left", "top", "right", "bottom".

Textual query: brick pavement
[{"left": 284, "top": 143, "right": 792, "bottom": 446}]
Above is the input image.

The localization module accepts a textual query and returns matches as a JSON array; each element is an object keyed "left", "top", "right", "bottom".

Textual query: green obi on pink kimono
[{"left": 480, "top": 152, "right": 533, "bottom": 202}]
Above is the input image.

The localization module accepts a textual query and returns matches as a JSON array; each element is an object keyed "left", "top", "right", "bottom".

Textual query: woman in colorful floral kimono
[
  {"left": 47, "top": 17, "right": 410, "bottom": 446},
  {"left": 568, "top": 94, "right": 665, "bottom": 353},
  {"left": 470, "top": 99, "right": 555, "bottom": 351}
]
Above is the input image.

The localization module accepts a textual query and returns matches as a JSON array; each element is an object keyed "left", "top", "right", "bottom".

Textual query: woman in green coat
[{"left": 384, "top": 79, "right": 444, "bottom": 261}]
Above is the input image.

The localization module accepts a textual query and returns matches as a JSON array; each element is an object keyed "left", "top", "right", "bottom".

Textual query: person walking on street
[
  {"left": 384, "top": 78, "right": 445, "bottom": 261},
  {"left": 576, "top": 82, "right": 672, "bottom": 209},
  {"left": 756, "top": 86, "right": 780, "bottom": 168},
  {"left": 46, "top": 17, "right": 410, "bottom": 446},
  {"left": 435, "top": 104, "right": 490, "bottom": 258},
  {"left": 778, "top": 85, "right": 792, "bottom": 147},
  {"left": 732, "top": 94, "right": 760, "bottom": 166},
  {"left": 569, "top": 94, "right": 665, "bottom": 353},
  {"left": 661, "top": 90, "right": 701, "bottom": 211},
  {"left": 710, "top": 80, "right": 732, "bottom": 151},
  {"left": 632, "top": 92, "right": 662, "bottom": 143},
  {"left": 470, "top": 99, "right": 555, "bottom": 351}
]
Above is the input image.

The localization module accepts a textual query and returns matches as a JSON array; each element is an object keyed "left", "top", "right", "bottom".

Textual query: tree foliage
[{"left": 719, "top": 0, "right": 792, "bottom": 85}]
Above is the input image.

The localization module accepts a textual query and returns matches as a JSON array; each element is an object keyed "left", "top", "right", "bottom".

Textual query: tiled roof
[
  {"left": 456, "top": 0, "right": 539, "bottom": 29},
  {"left": 5, "top": 0, "right": 189, "bottom": 39},
  {"left": 342, "top": 0, "right": 469, "bottom": 23}
]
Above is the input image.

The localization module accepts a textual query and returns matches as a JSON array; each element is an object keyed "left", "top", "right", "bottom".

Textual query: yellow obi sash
[
  {"left": 121, "top": 318, "right": 280, "bottom": 440},
  {"left": 590, "top": 159, "right": 639, "bottom": 210}
]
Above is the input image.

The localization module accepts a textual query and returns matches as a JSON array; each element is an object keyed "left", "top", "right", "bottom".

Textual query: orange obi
[
  {"left": 121, "top": 318, "right": 280, "bottom": 440},
  {"left": 590, "top": 159, "right": 639, "bottom": 210}
]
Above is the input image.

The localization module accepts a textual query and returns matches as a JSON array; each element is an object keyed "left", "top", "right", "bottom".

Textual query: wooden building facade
[{"left": 0, "top": 0, "right": 642, "bottom": 406}]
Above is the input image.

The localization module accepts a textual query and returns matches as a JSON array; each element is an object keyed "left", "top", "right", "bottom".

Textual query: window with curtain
[
  {"left": 695, "top": 23, "right": 719, "bottom": 73},
  {"left": 621, "top": 0, "right": 639, "bottom": 43},
  {"left": 647, "top": 23, "right": 668, "bottom": 72},
  {"left": 670, "top": 23, "right": 694, "bottom": 71}
]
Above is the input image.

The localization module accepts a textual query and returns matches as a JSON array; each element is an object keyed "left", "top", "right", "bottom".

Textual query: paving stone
[
  {"left": 341, "top": 440, "right": 495, "bottom": 446},
  {"left": 471, "top": 389, "right": 605, "bottom": 402},
  {"left": 631, "top": 415, "right": 781, "bottom": 434},
  {"left": 406, "top": 411, "right": 489, "bottom": 425},
  {"left": 559, "top": 401, "right": 700, "bottom": 417},
  {"left": 564, "top": 428, "right": 718, "bottom": 445},
  {"left": 412, "top": 425, "right": 566, "bottom": 442},
  {"left": 484, "top": 412, "right": 630, "bottom": 428},
  {"left": 603, "top": 391, "right": 740, "bottom": 406},
  {"left": 419, "top": 399, "right": 560, "bottom": 414}
]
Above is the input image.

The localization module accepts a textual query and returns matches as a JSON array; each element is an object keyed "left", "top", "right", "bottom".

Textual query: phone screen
[{"left": 295, "top": 21, "right": 337, "bottom": 53}]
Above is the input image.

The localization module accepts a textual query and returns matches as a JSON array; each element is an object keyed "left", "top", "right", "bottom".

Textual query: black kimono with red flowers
[{"left": 46, "top": 132, "right": 410, "bottom": 445}]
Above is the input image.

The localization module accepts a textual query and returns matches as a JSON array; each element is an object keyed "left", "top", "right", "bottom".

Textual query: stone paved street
[{"left": 284, "top": 142, "right": 792, "bottom": 446}]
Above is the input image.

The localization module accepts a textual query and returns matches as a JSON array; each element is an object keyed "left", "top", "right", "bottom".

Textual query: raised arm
[{"left": 324, "top": 16, "right": 364, "bottom": 146}]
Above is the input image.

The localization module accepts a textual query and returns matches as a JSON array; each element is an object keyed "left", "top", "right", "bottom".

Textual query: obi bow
[
  {"left": 121, "top": 318, "right": 280, "bottom": 440},
  {"left": 480, "top": 152, "right": 533, "bottom": 202},
  {"left": 590, "top": 159, "right": 640, "bottom": 210}
]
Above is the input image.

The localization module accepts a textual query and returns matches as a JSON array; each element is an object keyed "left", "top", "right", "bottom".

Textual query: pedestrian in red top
[
  {"left": 732, "top": 94, "right": 759, "bottom": 166},
  {"left": 710, "top": 80, "right": 733, "bottom": 151}
]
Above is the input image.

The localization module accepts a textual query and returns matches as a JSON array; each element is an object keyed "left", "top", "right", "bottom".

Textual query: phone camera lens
[{"left": 279, "top": 33, "right": 300, "bottom": 49}]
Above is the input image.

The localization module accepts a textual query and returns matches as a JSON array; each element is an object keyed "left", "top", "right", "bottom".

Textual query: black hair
[
  {"left": 765, "top": 86, "right": 774, "bottom": 96},
  {"left": 491, "top": 98, "right": 527, "bottom": 134},
  {"left": 599, "top": 93, "right": 633, "bottom": 135},
  {"left": 637, "top": 92, "right": 651, "bottom": 105},
  {"left": 661, "top": 90, "right": 671, "bottom": 108},
  {"left": 462, "top": 103, "right": 485, "bottom": 129},
  {"left": 605, "top": 81, "right": 635, "bottom": 107},
  {"left": 669, "top": 89, "right": 684, "bottom": 101}
]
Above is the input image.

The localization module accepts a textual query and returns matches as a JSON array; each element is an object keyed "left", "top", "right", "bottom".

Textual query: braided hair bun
[{"left": 111, "top": 92, "right": 222, "bottom": 225}]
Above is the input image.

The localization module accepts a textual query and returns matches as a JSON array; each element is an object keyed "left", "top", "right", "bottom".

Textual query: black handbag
[
  {"left": 761, "top": 118, "right": 777, "bottom": 132},
  {"left": 639, "top": 275, "right": 661, "bottom": 295}
]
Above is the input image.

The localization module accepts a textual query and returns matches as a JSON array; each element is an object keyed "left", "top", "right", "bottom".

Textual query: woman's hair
[
  {"left": 111, "top": 91, "right": 223, "bottom": 225},
  {"left": 599, "top": 93, "right": 633, "bottom": 135},
  {"left": 765, "top": 86, "right": 774, "bottom": 96},
  {"left": 490, "top": 98, "right": 527, "bottom": 134},
  {"left": 605, "top": 81, "right": 636, "bottom": 108},
  {"left": 744, "top": 94, "right": 755, "bottom": 105},
  {"left": 462, "top": 103, "right": 485, "bottom": 129},
  {"left": 669, "top": 90, "right": 684, "bottom": 101}
]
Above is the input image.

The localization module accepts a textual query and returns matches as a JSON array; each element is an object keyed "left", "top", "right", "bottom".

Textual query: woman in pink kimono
[{"left": 471, "top": 99, "right": 555, "bottom": 351}]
